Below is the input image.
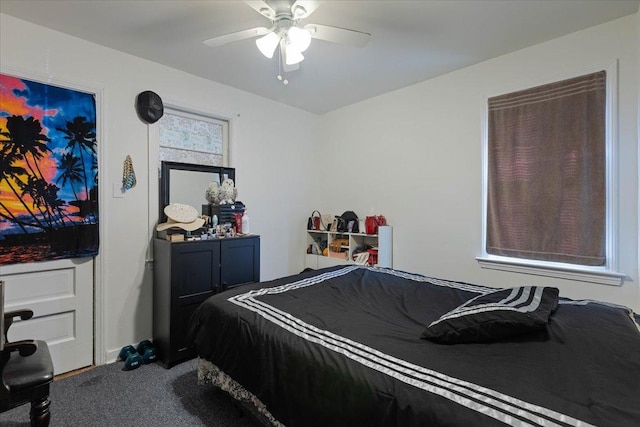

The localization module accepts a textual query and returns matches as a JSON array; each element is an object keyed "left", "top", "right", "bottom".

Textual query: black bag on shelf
[{"left": 337, "top": 211, "right": 359, "bottom": 233}]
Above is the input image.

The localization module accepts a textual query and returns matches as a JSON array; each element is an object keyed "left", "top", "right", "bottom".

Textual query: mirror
[{"left": 159, "top": 161, "right": 235, "bottom": 223}]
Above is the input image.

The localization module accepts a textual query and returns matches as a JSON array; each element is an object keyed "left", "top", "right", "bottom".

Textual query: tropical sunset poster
[{"left": 0, "top": 73, "right": 99, "bottom": 265}]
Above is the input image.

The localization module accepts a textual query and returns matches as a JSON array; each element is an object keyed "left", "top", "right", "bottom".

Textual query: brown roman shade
[{"left": 486, "top": 71, "right": 606, "bottom": 266}]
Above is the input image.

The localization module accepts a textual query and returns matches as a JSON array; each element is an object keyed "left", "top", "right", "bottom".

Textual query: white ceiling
[{"left": 1, "top": 0, "right": 638, "bottom": 114}]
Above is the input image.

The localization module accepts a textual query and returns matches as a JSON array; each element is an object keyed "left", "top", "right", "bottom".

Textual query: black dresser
[{"left": 152, "top": 235, "right": 260, "bottom": 367}]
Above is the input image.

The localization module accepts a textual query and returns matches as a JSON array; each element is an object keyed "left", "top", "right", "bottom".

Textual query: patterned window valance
[{"left": 158, "top": 110, "right": 228, "bottom": 167}]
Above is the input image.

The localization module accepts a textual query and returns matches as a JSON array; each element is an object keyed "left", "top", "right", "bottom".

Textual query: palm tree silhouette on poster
[
  {"left": 57, "top": 117, "right": 98, "bottom": 220},
  {"left": 57, "top": 116, "right": 97, "bottom": 201},
  {"left": 0, "top": 114, "right": 98, "bottom": 262},
  {"left": 0, "top": 115, "right": 53, "bottom": 230},
  {"left": 56, "top": 152, "right": 84, "bottom": 202}
]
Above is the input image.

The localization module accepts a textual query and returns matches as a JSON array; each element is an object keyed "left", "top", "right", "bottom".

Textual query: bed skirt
[{"left": 197, "top": 358, "right": 284, "bottom": 427}]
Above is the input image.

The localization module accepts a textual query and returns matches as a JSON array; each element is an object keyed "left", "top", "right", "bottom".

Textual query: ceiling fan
[{"left": 203, "top": 0, "right": 371, "bottom": 77}]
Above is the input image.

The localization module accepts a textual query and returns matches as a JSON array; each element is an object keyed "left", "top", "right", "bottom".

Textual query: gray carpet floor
[{"left": 0, "top": 358, "right": 259, "bottom": 426}]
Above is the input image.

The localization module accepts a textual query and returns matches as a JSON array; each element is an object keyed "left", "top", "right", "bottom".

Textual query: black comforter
[{"left": 188, "top": 266, "right": 640, "bottom": 427}]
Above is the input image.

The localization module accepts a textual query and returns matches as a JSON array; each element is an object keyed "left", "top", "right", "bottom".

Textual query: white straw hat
[{"left": 156, "top": 203, "right": 204, "bottom": 231}]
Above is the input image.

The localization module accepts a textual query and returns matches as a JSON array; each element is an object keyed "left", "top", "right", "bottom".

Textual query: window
[
  {"left": 479, "top": 68, "right": 623, "bottom": 285},
  {"left": 158, "top": 109, "right": 228, "bottom": 167}
]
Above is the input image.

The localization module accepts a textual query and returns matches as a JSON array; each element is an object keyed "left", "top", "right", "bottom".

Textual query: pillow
[{"left": 421, "top": 286, "right": 559, "bottom": 344}]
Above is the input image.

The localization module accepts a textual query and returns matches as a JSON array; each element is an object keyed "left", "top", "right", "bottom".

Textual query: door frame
[{"left": 0, "top": 64, "right": 106, "bottom": 368}]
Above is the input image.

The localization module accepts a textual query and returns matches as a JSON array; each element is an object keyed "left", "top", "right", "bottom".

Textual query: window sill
[{"left": 476, "top": 257, "right": 625, "bottom": 286}]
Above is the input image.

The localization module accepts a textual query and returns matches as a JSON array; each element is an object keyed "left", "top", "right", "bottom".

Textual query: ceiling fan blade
[
  {"left": 203, "top": 27, "right": 270, "bottom": 48},
  {"left": 305, "top": 24, "right": 371, "bottom": 48},
  {"left": 244, "top": 0, "right": 276, "bottom": 20},
  {"left": 291, "top": 0, "right": 320, "bottom": 19}
]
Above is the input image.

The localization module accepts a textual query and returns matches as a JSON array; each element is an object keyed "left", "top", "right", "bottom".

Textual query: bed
[{"left": 187, "top": 265, "right": 640, "bottom": 427}]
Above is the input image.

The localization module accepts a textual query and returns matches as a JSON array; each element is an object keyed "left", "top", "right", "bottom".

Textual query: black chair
[{"left": 0, "top": 281, "right": 54, "bottom": 426}]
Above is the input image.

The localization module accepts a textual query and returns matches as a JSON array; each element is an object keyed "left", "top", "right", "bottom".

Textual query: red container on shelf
[
  {"left": 367, "top": 249, "right": 378, "bottom": 265},
  {"left": 365, "top": 215, "right": 387, "bottom": 234},
  {"left": 234, "top": 213, "right": 243, "bottom": 234}
]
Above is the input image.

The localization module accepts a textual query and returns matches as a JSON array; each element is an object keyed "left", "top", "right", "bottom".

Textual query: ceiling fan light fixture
[
  {"left": 284, "top": 43, "right": 304, "bottom": 65},
  {"left": 287, "top": 26, "right": 312, "bottom": 52},
  {"left": 256, "top": 31, "right": 281, "bottom": 58}
]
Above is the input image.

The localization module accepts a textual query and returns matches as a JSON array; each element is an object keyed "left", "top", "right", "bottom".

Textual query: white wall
[
  {"left": 0, "top": 14, "right": 320, "bottom": 361},
  {"left": 319, "top": 14, "right": 640, "bottom": 312}
]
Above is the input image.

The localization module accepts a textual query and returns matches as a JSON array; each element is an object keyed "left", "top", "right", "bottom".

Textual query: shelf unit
[{"left": 304, "top": 226, "right": 392, "bottom": 270}]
